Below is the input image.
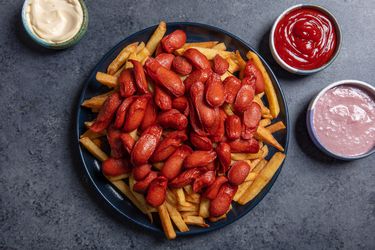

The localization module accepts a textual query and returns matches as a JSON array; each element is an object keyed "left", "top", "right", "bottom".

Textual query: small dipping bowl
[
  {"left": 307, "top": 80, "right": 375, "bottom": 160},
  {"left": 21, "top": 0, "right": 89, "bottom": 49},
  {"left": 270, "top": 4, "right": 342, "bottom": 75}
]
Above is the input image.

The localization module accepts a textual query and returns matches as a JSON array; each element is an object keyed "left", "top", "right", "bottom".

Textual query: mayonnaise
[{"left": 26, "top": 0, "right": 83, "bottom": 43}]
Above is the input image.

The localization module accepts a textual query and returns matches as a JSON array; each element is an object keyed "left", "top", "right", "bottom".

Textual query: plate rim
[{"left": 75, "top": 21, "right": 290, "bottom": 236}]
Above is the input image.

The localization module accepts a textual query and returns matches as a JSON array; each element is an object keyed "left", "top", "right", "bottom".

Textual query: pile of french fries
[{"left": 79, "top": 21, "right": 286, "bottom": 239}]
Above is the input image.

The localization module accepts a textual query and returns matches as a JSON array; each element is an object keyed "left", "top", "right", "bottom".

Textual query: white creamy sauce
[{"left": 26, "top": 0, "right": 83, "bottom": 43}]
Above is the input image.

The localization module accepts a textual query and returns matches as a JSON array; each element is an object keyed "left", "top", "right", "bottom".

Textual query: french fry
[
  {"left": 178, "top": 203, "right": 199, "bottom": 212},
  {"left": 137, "top": 47, "right": 151, "bottom": 65},
  {"left": 81, "top": 90, "right": 115, "bottom": 109},
  {"left": 233, "top": 180, "right": 253, "bottom": 202},
  {"left": 181, "top": 211, "right": 199, "bottom": 217},
  {"left": 261, "top": 145, "right": 269, "bottom": 158},
  {"left": 80, "top": 129, "right": 105, "bottom": 140},
  {"left": 223, "top": 103, "right": 234, "bottom": 116},
  {"left": 128, "top": 129, "right": 139, "bottom": 141},
  {"left": 79, "top": 137, "right": 108, "bottom": 161},
  {"left": 252, "top": 159, "right": 268, "bottom": 174},
  {"left": 110, "top": 180, "right": 149, "bottom": 214},
  {"left": 231, "top": 150, "right": 264, "bottom": 160},
  {"left": 114, "top": 64, "right": 125, "bottom": 77},
  {"left": 220, "top": 71, "right": 234, "bottom": 81},
  {"left": 266, "top": 121, "right": 286, "bottom": 134},
  {"left": 166, "top": 189, "right": 177, "bottom": 205},
  {"left": 183, "top": 41, "right": 219, "bottom": 49},
  {"left": 249, "top": 158, "right": 261, "bottom": 170},
  {"left": 227, "top": 57, "right": 240, "bottom": 73},
  {"left": 199, "top": 198, "right": 210, "bottom": 218},
  {"left": 183, "top": 185, "right": 193, "bottom": 195},
  {"left": 238, "top": 152, "right": 285, "bottom": 205},
  {"left": 158, "top": 202, "right": 176, "bottom": 240},
  {"left": 256, "top": 126, "right": 284, "bottom": 151},
  {"left": 253, "top": 96, "right": 271, "bottom": 116},
  {"left": 244, "top": 173, "right": 258, "bottom": 182},
  {"left": 107, "top": 42, "right": 138, "bottom": 75},
  {"left": 186, "top": 193, "right": 200, "bottom": 204},
  {"left": 84, "top": 121, "right": 94, "bottom": 128},
  {"left": 146, "top": 21, "right": 167, "bottom": 55},
  {"left": 246, "top": 51, "right": 279, "bottom": 118},
  {"left": 173, "top": 188, "right": 187, "bottom": 205},
  {"left": 235, "top": 50, "right": 246, "bottom": 70},
  {"left": 259, "top": 118, "right": 271, "bottom": 127},
  {"left": 105, "top": 173, "right": 130, "bottom": 182},
  {"left": 183, "top": 216, "right": 209, "bottom": 227},
  {"left": 92, "top": 138, "right": 102, "bottom": 148},
  {"left": 212, "top": 42, "right": 226, "bottom": 51},
  {"left": 175, "top": 47, "right": 233, "bottom": 59},
  {"left": 96, "top": 72, "right": 118, "bottom": 88},
  {"left": 129, "top": 174, "right": 154, "bottom": 221},
  {"left": 208, "top": 214, "right": 227, "bottom": 222},
  {"left": 166, "top": 202, "right": 189, "bottom": 232},
  {"left": 125, "top": 51, "right": 139, "bottom": 68},
  {"left": 136, "top": 42, "right": 146, "bottom": 53}
]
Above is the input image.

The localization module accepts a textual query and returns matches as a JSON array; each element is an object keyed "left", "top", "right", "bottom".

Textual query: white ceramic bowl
[
  {"left": 269, "top": 4, "right": 342, "bottom": 75},
  {"left": 306, "top": 80, "right": 375, "bottom": 160}
]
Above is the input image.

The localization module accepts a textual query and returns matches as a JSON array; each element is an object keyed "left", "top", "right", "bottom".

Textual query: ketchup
[{"left": 274, "top": 7, "right": 337, "bottom": 70}]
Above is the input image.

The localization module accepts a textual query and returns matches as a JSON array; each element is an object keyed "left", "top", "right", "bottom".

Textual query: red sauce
[{"left": 274, "top": 7, "right": 337, "bottom": 70}]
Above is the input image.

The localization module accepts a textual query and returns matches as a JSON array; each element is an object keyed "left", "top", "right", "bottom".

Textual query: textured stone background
[{"left": 0, "top": 0, "right": 374, "bottom": 249}]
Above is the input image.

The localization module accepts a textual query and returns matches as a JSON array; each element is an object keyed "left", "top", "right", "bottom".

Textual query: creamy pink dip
[{"left": 313, "top": 85, "right": 375, "bottom": 156}]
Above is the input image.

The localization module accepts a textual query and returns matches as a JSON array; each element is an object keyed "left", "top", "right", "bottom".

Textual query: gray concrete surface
[{"left": 0, "top": 0, "right": 374, "bottom": 249}]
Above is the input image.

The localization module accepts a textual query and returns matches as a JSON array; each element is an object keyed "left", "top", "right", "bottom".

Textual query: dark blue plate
[{"left": 76, "top": 22, "right": 289, "bottom": 236}]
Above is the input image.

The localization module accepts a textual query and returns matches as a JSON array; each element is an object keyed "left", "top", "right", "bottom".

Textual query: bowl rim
[
  {"left": 75, "top": 21, "right": 290, "bottom": 236},
  {"left": 269, "top": 4, "right": 342, "bottom": 75},
  {"left": 21, "top": 0, "right": 89, "bottom": 49},
  {"left": 306, "top": 79, "right": 375, "bottom": 160}
]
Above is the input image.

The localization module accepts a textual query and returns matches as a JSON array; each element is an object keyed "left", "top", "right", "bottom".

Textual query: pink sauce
[{"left": 313, "top": 85, "right": 375, "bottom": 156}]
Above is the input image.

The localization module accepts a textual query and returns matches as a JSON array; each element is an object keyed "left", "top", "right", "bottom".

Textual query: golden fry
[
  {"left": 253, "top": 96, "right": 271, "bottom": 116},
  {"left": 238, "top": 152, "right": 285, "bottom": 205},
  {"left": 231, "top": 150, "right": 264, "bottom": 161},
  {"left": 129, "top": 175, "right": 153, "bottom": 221},
  {"left": 181, "top": 211, "right": 199, "bottom": 217},
  {"left": 107, "top": 42, "right": 138, "bottom": 75},
  {"left": 136, "top": 42, "right": 145, "bottom": 53},
  {"left": 183, "top": 185, "right": 193, "bottom": 195},
  {"left": 261, "top": 145, "right": 269, "bottom": 158},
  {"left": 223, "top": 103, "right": 234, "bottom": 116},
  {"left": 266, "top": 121, "right": 286, "bottom": 134},
  {"left": 79, "top": 137, "right": 108, "bottom": 162},
  {"left": 173, "top": 188, "right": 187, "bottom": 205},
  {"left": 105, "top": 173, "right": 130, "bottom": 182},
  {"left": 128, "top": 129, "right": 139, "bottom": 141},
  {"left": 166, "top": 189, "right": 177, "bottom": 205},
  {"left": 96, "top": 72, "right": 118, "bottom": 88},
  {"left": 176, "top": 47, "right": 233, "bottom": 59},
  {"left": 183, "top": 41, "right": 219, "bottom": 49},
  {"left": 158, "top": 202, "right": 176, "bottom": 240},
  {"left": 199, "top": 198, "right": 210, "bottom": 218},
  {"left": 208, "top": 214, "right": 227, "bottom": 222},
  {"left": 183, "top": 216, "right": 209, "bottom": 228},
  {"left": 146, "top": 21, "right": 167, "bottom": 55},
  {"left": 91, "top": 138, "right": 102, "bottom": 148},
  {"left": 110, "top": 180, "right": 148, "bottom": 214},
  {"left": 80, "top": 129, "right": 105, "bottom": 140},
  {"left": 84, "top": 121, "right": 94, "bottom": 128},
  {"left": 220, "top": 71, "right": 233, "bottom": 81},
  {"left": 227, "top": 57, "right": 240, "bottom": 73},
  {"left": 185, "top": 193, "right": 200, "bottom": 204},
  {"left": 81, "top": 90, "right": 115, "bottom": 109},
  {"left": 166, "top": 202, "right": 189, "bottom": 232},
  {"left": 233, "top": 180, "right": 253, "bottom": 202},
  {"left": 256, "top": 126, "right": 284, "bottom": 151},
  {"left": 178, "top": 203, "right": 199, "bottom": 212},
  {"left": 125, "top": 51, "right": 139, "bottom": 69},
  {"left": 259, "top": 118, "right": 271, "bottom": 127},
  {"left": 212, "top": 42, "right": 227, "bottom": 51},
  {"left": 247, "top": 51, "right": 279, "bottom": 118}
]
